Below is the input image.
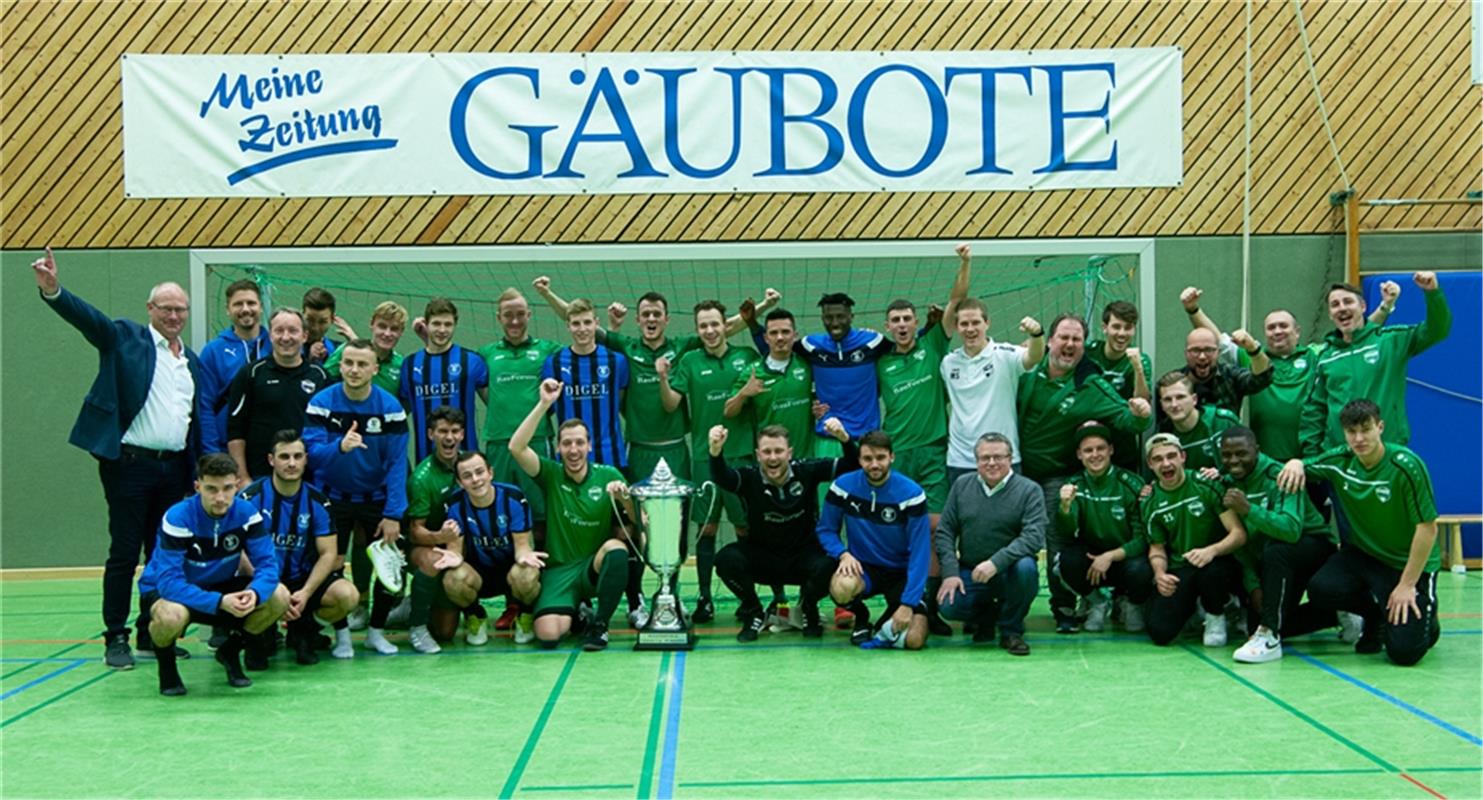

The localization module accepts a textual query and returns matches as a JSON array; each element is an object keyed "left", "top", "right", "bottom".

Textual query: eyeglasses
[
  {"left": 978, "top": 454, "right": 1012, "bottom": 463},
  {"left": 150, "top": 304, "right": 189, "bottom": 316},
  {"left": 1185, "top": 347, "right": 1218, "bottom": 355}
]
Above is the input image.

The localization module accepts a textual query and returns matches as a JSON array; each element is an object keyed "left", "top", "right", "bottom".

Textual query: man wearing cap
[
  {"left": 1055, "top": 422, "right": 1152, "bottom": 633},
  {"left": 1143, "top": 433, "right": 1248, "bottom": 647}
]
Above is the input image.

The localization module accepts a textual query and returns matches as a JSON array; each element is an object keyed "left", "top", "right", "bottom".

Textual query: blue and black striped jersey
[
  {"left": 399, "top": 344, "right": 489, "bottom": 461},
  {"left": 240, "top": 477, "right": 334, "bottom": 583},
  {"left": 540, "top": 345, "right": 629, "bottom": 467},
  {"left": 444, "top": 484, "right": 531, "bottom": 567}
]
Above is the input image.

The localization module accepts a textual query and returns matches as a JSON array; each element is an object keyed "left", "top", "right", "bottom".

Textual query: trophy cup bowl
[{"left": 628, "top": 458, "right": 697, "bottom": 650}]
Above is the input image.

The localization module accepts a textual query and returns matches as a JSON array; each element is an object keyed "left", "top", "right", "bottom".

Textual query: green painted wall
[{"left": 3, "top": 233, "right": 1476, "bottom": 568}]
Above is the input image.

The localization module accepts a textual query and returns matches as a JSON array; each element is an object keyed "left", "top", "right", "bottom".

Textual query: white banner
[{"left": 121, "top": 49, "right": 1183, "bottom": 198}]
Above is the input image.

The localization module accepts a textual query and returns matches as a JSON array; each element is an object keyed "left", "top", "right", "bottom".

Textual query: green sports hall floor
[{"left": 2, "top": 569, "right": 1479, "bottom": 799}]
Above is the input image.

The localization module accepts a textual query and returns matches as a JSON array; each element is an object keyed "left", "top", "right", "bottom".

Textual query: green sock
[
  {"left": 409, "top": 572, "right": 438, "bottom": 628},
  {"left": 594, "top": 550, "right": 628, "bottom": 624}
]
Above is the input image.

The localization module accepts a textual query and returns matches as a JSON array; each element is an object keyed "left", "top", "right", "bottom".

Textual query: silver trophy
[{"left": 628, "top": 458, "right": 698, "bottom": 650}]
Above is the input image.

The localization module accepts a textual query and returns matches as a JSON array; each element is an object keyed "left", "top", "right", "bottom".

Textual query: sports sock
[
  {"left": 626, "top": 556, "right": 645, "bottom": 606},
  {"left": 351, "top": 544, "right": 373, "bottom": 596},
  {"left": 467, "top": 601, "right": 489, "bottom": 618},
  {"left": 155, "top": 643, "right": 184, "bottom": 695},
  {"left": 408, "top": 572, "right": 438, "bottom": 628},
  {"left": 369, "top": 584, "right": 396, "bottom": 629},
  {"left": 594, "top": 550, "right": 629, "bottom": 624},
  {"left": 696, "top": 535, "right": 716, "bottom": 599}
]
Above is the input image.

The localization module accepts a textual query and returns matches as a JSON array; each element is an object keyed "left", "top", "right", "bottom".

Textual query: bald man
[
  {"left": 34, "top": 248, "right": 203, "bottom": 670},
  {"left": 1179, "top": 327, "right": 1271, "bottom": 415}
]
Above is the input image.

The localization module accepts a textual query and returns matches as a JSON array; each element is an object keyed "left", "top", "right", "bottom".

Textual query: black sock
[
  {"left": 215, "top": 631, "right": 251, "bottom": 687},
  {"left": 626, "top": 556, "right": 645, "bottom": 607},
  {"left": 848, "top": 600, "right": 871, "bottom": 630},
  {"left": 351, "top": 545, "right": 373, "bottom": 596},
  {"left": 408, "top": 572, "right": 437, "bottom": 628},
  {"left": 467, "top": 601, "right": 488, "bottom": 619},
  {"left": 594, "top": 550, "right": 628, "bottom": 625},
  {"left": 696, "top": 536, "right": 716, "bottom": 599},
  {"left": 770, "top": 585, "right": 788, "bottom": 605},
  {"left": 155, "top": 643, "right": 184, "bottom": 694},
  {"left": 331, "top": 618, "right": 349, "bottom": 631},
  {"left": 369, "top": 584, "right": 396, "bottom": 628}
]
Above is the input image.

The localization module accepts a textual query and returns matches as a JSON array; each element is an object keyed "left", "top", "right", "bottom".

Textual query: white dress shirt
[{"left": 121, "top": 326, "right": 194, "bottom": 451}]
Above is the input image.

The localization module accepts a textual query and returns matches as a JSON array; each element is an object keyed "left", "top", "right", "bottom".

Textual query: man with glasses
[
  {"left": 34, "top": 247, "right": 203, "bottom": 670},
  {"left": 1178, "top": 326, "right": 1272, "bottom": 416}
]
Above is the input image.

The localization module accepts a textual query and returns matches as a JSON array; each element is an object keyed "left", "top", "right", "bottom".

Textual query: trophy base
[{"left": 632, "top": 591, "right": 696, "bottom": 651}]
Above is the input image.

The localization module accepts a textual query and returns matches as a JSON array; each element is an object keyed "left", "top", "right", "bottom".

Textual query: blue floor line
[
  {"left": 657, "top": 651, "right": 687, "bottom": 800},
  {"left": 0, "top": 660, "right": 86, "bottom": 701},
  {"left": 1289, "top": 648, "right": 1483, "bottom": 748}
]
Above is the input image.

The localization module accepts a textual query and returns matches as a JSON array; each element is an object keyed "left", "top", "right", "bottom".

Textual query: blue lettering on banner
[
  {"left": 943, "top": 66, "right": 1033, "bottom": 176},
  {"left": 1032, "top": 63, "right": 1118, "bottom": 174},
  {"left": 198, "top": 66, "right": 397, "bottom": 186}
]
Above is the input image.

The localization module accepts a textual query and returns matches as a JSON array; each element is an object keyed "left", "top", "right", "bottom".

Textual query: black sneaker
[
  {"left": 1355, "top": 618, "right": 1384, "bottom": 654},
  {"left": 737, "top": 610, "right": 767, "bottom": 643},
  {"left": 971, "top": 622, "right": 998, "bottom": 644},
  {"left": 104, "top": 634, "right": 134, "bottom": 670},
  {"left": 848, "top": 609, "right": 874, "bottom": 646},
  {"left": 999, "top": 633, "right": 1031, "bottom": 656},
  {"left": 292, "top": 631, "right": 320, "bottom": 666},
  {"left": 801, "top": 603, "right": 824, "bottom": 639},
  {"left": 1055, "top": 616, "right": 1080, "bottom": 635},
  {"left": 215, "top": 636, "right": 253, "bottom": 688},
  {"left": 582, "top": 622, "right": 610, "bottom": 652},
  {"left": 692, "top": 597, "right": 715, "bottom": 624},
  {"left": 243, "top": 632, "right": 272, "bottom": 671}
]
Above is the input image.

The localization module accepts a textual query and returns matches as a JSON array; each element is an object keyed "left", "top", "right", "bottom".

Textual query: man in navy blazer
[{"left": 34, "top": 248, "right": 204, "bottom": 670}]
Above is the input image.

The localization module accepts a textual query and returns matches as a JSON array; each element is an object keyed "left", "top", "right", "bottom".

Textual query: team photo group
[{"left": 31, "top": 242, "right": 1453, "bottom": 697}]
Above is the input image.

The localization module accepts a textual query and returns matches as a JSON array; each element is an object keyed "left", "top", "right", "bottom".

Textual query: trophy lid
[{"left": 629, "top": 458, "right": 694, "bottom": 499}]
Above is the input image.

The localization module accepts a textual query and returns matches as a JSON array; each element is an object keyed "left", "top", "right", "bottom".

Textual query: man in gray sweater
[{"left": 934, "top": 433, "right": 1046, "bottom": 655}]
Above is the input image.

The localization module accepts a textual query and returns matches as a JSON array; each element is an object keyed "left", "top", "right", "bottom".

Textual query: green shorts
[
  {"left": 893, "top": 442, "right": 949, "bottom": 514},
  {"left": 627, "top": 441, "right": 691, "bottom": 484},
  {"left": 486, "top": 438, "right": 549, "bottom": 521},
  {"left": 533, "top": 559, "right": 598, "bottom": 618},
  {"left": 691, "top": 450, "right": 750, "bottom": 527}
]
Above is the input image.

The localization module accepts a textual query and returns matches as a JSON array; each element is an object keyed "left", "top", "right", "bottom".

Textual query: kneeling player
[
  {"left": 512, "top": 380, "right": 635, "bottom": 651},
  {"left": 817, "top": 431, "right": 932, "bottom": 650},
  {"left": 711, "top": 419, "right": 854, "bottom": 641},
  {"left": 241, "top": 431, "right": 360, "bottom": 664},
  {"left": 430, "top": 450, "right": 544, "bottom": 645},
  {"left": 139, "top": 453, "right": 290, "bottom": 695},
  {"left": 1279, "top": 400, "right": 1443, "bottom": 666},
  {"left": 1218, "top": 427, "right": 1340, "bottom": 663},
  {"left": 1055, "top": 422, "right": 1153, "bottom": 633},
  {"left": 1143, "top": 434, "right": 1248, "bottom": 646}
]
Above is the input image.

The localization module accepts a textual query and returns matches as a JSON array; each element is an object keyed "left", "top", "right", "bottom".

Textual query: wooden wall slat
[{"left": 3, "top": 0, "right": 1477, "bottom": 249}]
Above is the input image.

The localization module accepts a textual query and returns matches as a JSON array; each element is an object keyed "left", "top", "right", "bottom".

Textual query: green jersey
[
  {"left": 535, "top": 457, "right": 626, "bottom": 566},
  {"left": 877, "top": 325, "right": 950, "bottom": 450},
  {"left": 1084, "top": 342, "right": 1152, "bottom": 470},
  {"left": 671, "top": 346, "right": 757, "bottom": 459},
  {"left": 1306, "top": 444, "right": 1439, "bottom": 572},
  {"left": 605, "top": 331, "right": 701, "bottom": 445},
  {"left": 325, "top": 346, "right": 404, "bottom": 397},
  {"left": 480, "top": 336, "right": 562, "bottom": 442},
  {"left": 406, "top": 454, "right": 459, "bottom": 528},
  {"left": 734, "top": 353, "right": 814, "bottom": 456},
  {"left": 1248, "top": 344, "right": 1323, "bottom": 462},
  {"left": 1016, "top": 365, "right": 1152, "bottom": 483},
  {"left": 1300, "top": 288, "right": 1450, "bottom": 455},
  {"left": 1159, "top": 405, "right": 1241, "bottom": 472},
  {"left": 1223, "top": 454, "right": 1335, "bottom": 591},
  {"left": 1143, "top": 471, "right": 1228, "bottom": 570},
  {"left": 1057, "top": 466, "right": 1147, "bottom": 557}
]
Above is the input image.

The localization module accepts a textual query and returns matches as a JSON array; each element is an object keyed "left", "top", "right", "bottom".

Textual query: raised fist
[{"left": 1180, "top": 287, "right": 1202, "bottom": 313}]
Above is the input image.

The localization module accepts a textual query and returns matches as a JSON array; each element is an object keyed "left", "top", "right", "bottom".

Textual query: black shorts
[
  {"left": 859, "top": 562, "right": 928, "bottom": 615},
  {"left": 140, "top": 575, "right": 255, "bottom": 628},
  {"left": 331, "top": 501, "right": 393, "bottom": 555},
  {"left": 469, "top": 555, "right": 516, "bottom": 599},
  {"left": 284, "top": 570, "right": 347, "bottom": 615}
]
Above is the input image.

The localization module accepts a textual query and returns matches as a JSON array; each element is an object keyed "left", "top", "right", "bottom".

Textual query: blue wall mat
[{"left": 1363, "top": 271, "right": 1481, "bottom": 558}]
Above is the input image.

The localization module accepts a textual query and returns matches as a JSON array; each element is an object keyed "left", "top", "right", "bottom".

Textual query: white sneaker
[
  {"left": 408, "top": 625, "right": 442, "bottom": 654},
  {"left": 513, "top": 613, "right": 535, "bottom": 645},
  {"left": 346, "top": 605, "right": 369, "bottom": 632},
  {"left": 1233, "top": 627, "right": 1282, "bottom": 663},
  {"left": 628, "top": 599, "right": 651, "bottom": 630},
  {"left": 769, "top": 604, "right": 804, "bottom": 633},
  {"left": 1203, "top": 611, "right": 1228, "bottom": 647},
  {"left": 365, "top": 627, "right": 398, "bottom": 655},
  {"left": 331, "top": 629, "right": 354, "bottom": 659},
  {"left": 1083, "top": 592, "right": 1111, "bottom": 633},
  {"left": 367, "top": 541, "right": 407, "bottom": 593},
  {"left": 464, "top": 615, "right": 489, "bottom": 646},
  {"left": 1119, "top": 598, "right": 1146, "bottom": 633},
  {"left": 1338, "top": 612, "right": 1364, "bottom": 644}
]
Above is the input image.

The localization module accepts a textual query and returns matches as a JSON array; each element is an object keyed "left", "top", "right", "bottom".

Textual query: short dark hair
[
  {"left": 1048, "top": 313, "right": 1087, "bottom": 339},
  {"left": 886, "top": 299, "right": 916, "bottom": 314},
  {"left": 557, "top": 418, "right": 589, "bottom": 438},
  {"left": 224, "top": 279, "right": 260, "bottom": 301},
  {"left": 269, "top": 429, "right": 303, "bottom": 453},
  {"left": 1220, "top": 425, "right": 1258, "bottom": 447},
  {"left": 957, "top": 297, "right": 987, "bottom": 318},
  {"left": 1339, "top": 399, "right": 1382, "bottom": 429},
  {"left": 1102, "top": 300, "right": 1138, "bottom": 325},
  {"left": 424, "top": 297, "right": 458, "bottom": 321},
  {"left": 756, "top": 424, "right": 791, "bottom": 443},
  {"left": 1327, "top": 282, "right": 1364, "bottom": 302},
  {"left": 693, "top": 299, "right": 727, "bottom": 318},
  {"left": 818, "top": 292, "right": 855, "bottom": 308},
  {"left": 455, "top": 449, "right": 489, "bottom": 472},
  {"left": 341, "top": 337, "right": 376, "bottom": 356},
  {"left": 1157, "top": 370, "right": 1194, "bottom": 394},
  {"left": 859, "top": 430, "right": 893, "bottom": 453},
  {"left": 429, "top": 406, "right": 466, "bottom": 430},
  {"left": 197, "top": 453, "right": 239, "bottom": 479},
  {"left": 764, "top": 308, "right": 796, "bottom": 327},
  {"left": 637, "top": 291, "right": 669, "bottom": 313},
  {"left": 302, "top": 287, "right": 336, "bottom": 312}
]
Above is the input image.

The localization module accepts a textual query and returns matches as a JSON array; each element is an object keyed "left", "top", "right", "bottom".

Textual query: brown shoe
[{"left": 999, "top": 634, "right": 1030, "bottom": 656}]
